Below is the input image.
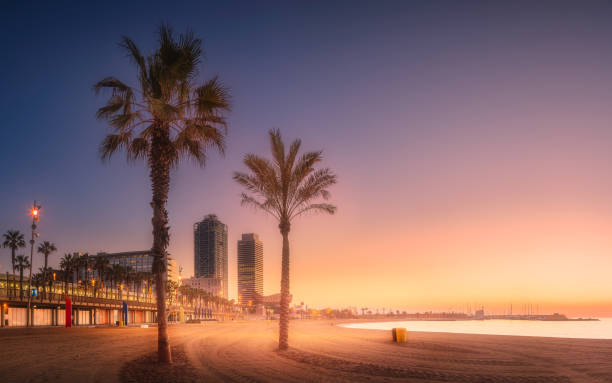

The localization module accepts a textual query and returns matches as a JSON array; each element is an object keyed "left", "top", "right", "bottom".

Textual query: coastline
[{"left": 338, "top": 317, "right": 612, "bottom": 341}]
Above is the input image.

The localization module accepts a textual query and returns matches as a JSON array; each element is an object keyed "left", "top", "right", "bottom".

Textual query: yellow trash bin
[{"left": 392, "top": 327, "right": 407, "bottom": 343}]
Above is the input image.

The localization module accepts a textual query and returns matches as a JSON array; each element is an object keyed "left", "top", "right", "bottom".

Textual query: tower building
[
  {"left": 237, "top": 233, "right": 263, "bottom": 308},
  {"left": 194, "top": 214, "right": 228, "bottom": 298}
]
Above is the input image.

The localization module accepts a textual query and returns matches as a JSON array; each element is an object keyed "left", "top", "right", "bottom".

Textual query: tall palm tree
[
  {"left": 3, "top": 230, "right": 26, "bottom": 274},
  {"left": 234, "top": 129, "right": 337, "bottom": 350},
  {"left": 93, "top": 25, "right": 230, "bottom": 363},
  {"left": 15, "top": 255, "right": 30, "bottom": 300},
  {"left": 37, "top": 241, "right": 57, "bottom": 295}
]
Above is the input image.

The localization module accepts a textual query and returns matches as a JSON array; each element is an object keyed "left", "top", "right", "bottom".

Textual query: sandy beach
[{"left": 1, "top": 320, "right": 612, "bottom": 383}]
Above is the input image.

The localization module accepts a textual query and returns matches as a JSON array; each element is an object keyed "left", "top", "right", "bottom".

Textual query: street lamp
[{"left": 26, "top": 200, "right": 41, "bottom": 327}]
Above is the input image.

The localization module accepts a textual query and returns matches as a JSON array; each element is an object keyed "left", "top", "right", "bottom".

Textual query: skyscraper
[
  {"left": 237, "top": 233, "right": 263, "bottom": 308},
  {"left": 194, "top": 214, "right": 228, "bottom": 298}
]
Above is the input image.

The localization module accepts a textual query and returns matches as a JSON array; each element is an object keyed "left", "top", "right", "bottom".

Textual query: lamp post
[{"left": 26, "top": 201, "right": 41, "bottom": 327}]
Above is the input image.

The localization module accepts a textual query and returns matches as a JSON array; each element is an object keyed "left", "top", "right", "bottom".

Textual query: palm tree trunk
[
  {"left": 44, "top": 254, "right": 49, "bottom": 296},
  {"left": 19, "top": 270, "right": 24, "bottom": 300},
  {"left": 279, "top": 226, "right": 291, "bottom": 350},
  {"left": 150, "top": 124, "right": 172, "bottom": 363}
]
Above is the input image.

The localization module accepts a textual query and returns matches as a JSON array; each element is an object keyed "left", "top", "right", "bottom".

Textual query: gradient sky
[{"left": 1, "top": 1, "right": 612, "bottom": 316}]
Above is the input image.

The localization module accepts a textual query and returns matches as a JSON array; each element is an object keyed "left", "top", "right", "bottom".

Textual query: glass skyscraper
[
  {"left": 193, "top": 214, "right": 228, "bottom": 298},
  {"left": 237, "top": 233, "right": 263, "bottom": 308}
]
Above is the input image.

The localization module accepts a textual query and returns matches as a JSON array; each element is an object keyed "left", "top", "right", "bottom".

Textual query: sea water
[{"left": 341, "top": 318, "right": 612, "bottom": 339}]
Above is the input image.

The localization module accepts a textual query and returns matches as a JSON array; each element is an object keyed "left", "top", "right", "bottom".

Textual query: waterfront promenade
[
  {"left": 1, "top": 320, "right": 612, "bottom": 382},
  {"left": 0, "top": 274, "right": 234, "bottom": 327}
]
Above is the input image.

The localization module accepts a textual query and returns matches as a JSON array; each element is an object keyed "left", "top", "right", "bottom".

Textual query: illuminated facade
[
  {"left": 237, "top": 233, "right": 263, "bottom": 307},
  {"left": 194, "top": 215, "right": 228, "bottom": 298},
  {"left": 73, "top": 251, "right": 178, "bottom": 284}
]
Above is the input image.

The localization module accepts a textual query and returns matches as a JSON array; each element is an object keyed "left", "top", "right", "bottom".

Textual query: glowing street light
[{"left": 26, "top": 200, "right": 41, "bottom": 327}]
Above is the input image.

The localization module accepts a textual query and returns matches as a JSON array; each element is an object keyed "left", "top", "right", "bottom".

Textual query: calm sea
[{"left": 341, "top": 318, "right": 612, "bottom": 339}]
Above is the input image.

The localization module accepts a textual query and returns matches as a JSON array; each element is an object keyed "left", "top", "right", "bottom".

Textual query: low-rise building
[
  {"left": 72, "top": 250, "right": 179, "bottom": 285},
  {"left": 262, "top": 293, "right": 292, "bottom": 313},
  {"left": 182, "top": 276, "right": 224, "bottom": 297}
]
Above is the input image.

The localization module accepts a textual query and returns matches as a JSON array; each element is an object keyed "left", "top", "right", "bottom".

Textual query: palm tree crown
[
  {"left": 3, "top": 230, "right": 26, "bottom": 274},
  {"left": 94, "top": 24, "right": 230, "bottom": 168},
  {"left": 37, "top": 241, "right": 57, "bottom": 270},
  {"left": 60, "top": 253, "right": 76, "bottom": 295},
  {"left": 234, "top": 129, "right": 337, "bottom": 231},
  {"left": 15, "top": 255, "right": 30, "bottom": 299}
]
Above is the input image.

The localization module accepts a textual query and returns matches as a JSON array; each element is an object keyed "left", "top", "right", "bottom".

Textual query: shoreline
[{"left": 338, "top": 317, "right": 612, "bottom": 341}]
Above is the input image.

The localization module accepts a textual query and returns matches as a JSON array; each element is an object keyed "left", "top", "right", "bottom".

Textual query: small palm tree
[
  {"left": 234, "top": 129, "right": 337, "bottom": 350},
  {"left": 60, "top": 253, "right": 76, "bottom": 296},
  {"left": 110, "top": 264, "right": 124, "bottom": 297},
  {"left": 134, "top": 271, "right": 146, "bottom": 302},
  {"left": 33, "top": 271, "right": 44, "bottom": 300},
  {"left": 76, "top": 253, "right": 91, "bottom": 296},
  {"left": 124, "top": 265, "right": 134, "bottom": 300},
  {"left": 15, "top": 255, "right": 30, "bottom": 300},
  {"left": 37, "top": 241, "right": 57, "bottom": 272},
  {"left": 38, "top": 267, "right": 53, "bottom": 299},
  {"left": 94, "top": 24, "right": 230, "bottom": 363},
  {"left": 94, "top": 256, "right": 110, "bottom": 297},
  {"left": 37, "top": 241, "right": 57, "bottom": 295},
  {"left": 3, "top": 230, "right": 26, "bottom": 274}
]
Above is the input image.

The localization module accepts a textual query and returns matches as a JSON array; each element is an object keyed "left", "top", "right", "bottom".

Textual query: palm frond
[
  {"left": 194, "top": 76, "right": 231, "bottom": 120},
  {"left": 268, "top": 129, "right": 285, "bottom": 171},
  {"left": 93, "top": 77, "right": 133, "bottom": 98},
  {"left": 119, "top": 36, "right": 147, "bottom": 77},
  {"left": 174, "top": 133, "right": 205, "bottom": 166},
  {"left": 239, "top": 193, "right": 279, "bottom": 219},
  {"left": 100, "top": 132, "right": 132, "bottom": 162},
  {"left": 128, "top": 137, "right": 149, "bottom": 162},
  {"left": 292, "top": 203, "right": 337, "bottom": 218}
]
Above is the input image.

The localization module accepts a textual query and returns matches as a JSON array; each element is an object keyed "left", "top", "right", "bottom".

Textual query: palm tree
[
  {"left": 3, "top": 230, "right": 26, "bottom": 274},
  {"left": 37, "top": 241, "right": 57, "bottom": 272},
  {"left": 38, "top": 267, "right": 53, "bottom": 299},
  {"left": 60, "top": 253, "right": 76, "bottom": 296},
  {"left": 234, "top": 129, "right": 337, "bottom": 350},
  {"left": 109, "top": 264, "right": 124, "bottom": 298},
  {"left": 32, "top": 271, "right": 44, "bottom": 300},
  {"left": 124, "top": 265, "right": 134, "bottom": 301},
  {"left": 93, "top": 256, "right": 110, "bottom": 297},
  {"left": 93, "top": 25, "right": 230, "bottom": 363},
  {"left": 37, "top": 241, "right": 57, "bottom": 295},
  {"left": 77, "top": 253, "right": 91, "bottom": 296},
  {"left": 134, "top": 271, "right": 147, "bottom": 302},
  {"left": 15, "top": 255, "right": 30, "bottom": 300}
]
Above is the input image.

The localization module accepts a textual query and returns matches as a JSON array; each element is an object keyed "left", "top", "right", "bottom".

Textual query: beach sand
[{"left": 1, "top": 320, "right": 611, "bottom": 382}]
